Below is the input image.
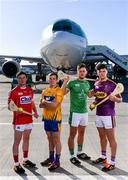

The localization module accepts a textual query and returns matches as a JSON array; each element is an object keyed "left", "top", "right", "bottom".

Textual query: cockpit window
[
  {"left": 53, "top": 25, "right": 61, "bottom": 31},
  {"left": 63, "top": 25, "right": 72, "bottom": 32},
  {"left": 52, "top": 19, "right": 85, "bottom": 38}
]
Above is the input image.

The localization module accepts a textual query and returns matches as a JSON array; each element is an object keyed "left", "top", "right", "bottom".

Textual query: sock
[
  {"left": 69, "top": 148, "right": 74, "bottom": 158},
  {"left": 100, "top": 150, "right": 106, "bottom": 159},
  {"left": 13, "top": 154, "right": 19, "bottom": 166},
  {"left": 23, "top": 150, "right": 28, "bottom": 161},
  {"left": 55, "top": 154, "right": 60, "bottom": 163},
  {"left": 77, "top": 144, "right": 83, "bottom": 154},
  {"left": 49, "top": 151, "right": 54, "bottom": 161},
  {"left": 110, "top": 156, "right": 115, "bottom": 165}
]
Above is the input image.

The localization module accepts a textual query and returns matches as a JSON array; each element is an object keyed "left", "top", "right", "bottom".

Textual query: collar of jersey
[{"left": 98, "top": 78, "right": 108, "bottom": 82}]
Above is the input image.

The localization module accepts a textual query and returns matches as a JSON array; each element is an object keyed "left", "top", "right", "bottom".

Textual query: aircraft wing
[{"left": 0, "top": 55, "right": 46, "bottom": 64}]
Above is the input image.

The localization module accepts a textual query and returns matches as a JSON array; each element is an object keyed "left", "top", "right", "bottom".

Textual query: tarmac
[{"left": 0, "top": 75, "right": 128, "bottom": 180}]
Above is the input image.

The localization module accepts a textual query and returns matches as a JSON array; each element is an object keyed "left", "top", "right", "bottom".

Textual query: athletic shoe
[
  {"left": 23, "top": 160, "right": 36, "bottom": 168},
  {"left": 48, "top": 161, "right": 60, "bottom": 171},
  {"left": 92, "top": 157, "right": 107, "bottom": 164},
  {"left": 70, "top": 157, "right": 81, "bottom": 165},
  {"left": 40, "top": 158, "right": 53, "bottom": 167},
  {"left": 14, "top": 164, "right": 25, "bottom": 174},
  {"left": 102, "top": 164, "right": 115, "bottom": 171},
  {"left": 77, "top": 153, "right": 91, "bottom": 160}
]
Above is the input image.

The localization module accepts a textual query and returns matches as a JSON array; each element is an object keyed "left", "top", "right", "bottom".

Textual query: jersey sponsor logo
[
  {"left": 95, "top": 91, "right": 107, "bottom": 99},
  {"left": 18, "top": 92, "right": 23, "bottom": 95},
  {"left": 20, "top": 96, "right": 32, "bottom": 104},
  {"left": 75, "top": 84, "right": 80, "bottom": 87},
  {"left": 44, "top": 96, "right": 55, "bottom": 101},
  {"left": 78, "top": 89, "right": 85, "bottom": 99}
]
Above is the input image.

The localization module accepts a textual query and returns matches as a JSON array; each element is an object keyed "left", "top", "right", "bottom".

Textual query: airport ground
[{"left": 0, "top": 75, "right": 128, "bottom": 180}]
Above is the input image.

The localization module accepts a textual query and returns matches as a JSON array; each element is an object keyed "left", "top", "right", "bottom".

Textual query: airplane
[{"left": 0, "top": 19, "right": 128, "bottom": 100}]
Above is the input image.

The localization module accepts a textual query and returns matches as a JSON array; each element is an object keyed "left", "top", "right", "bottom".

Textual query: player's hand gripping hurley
[
  {"left": 9, "top": 100, "right": 34, "bottom": 116},
  {"left": 89, "top": 83, "right": 124, "bottom": 111}
]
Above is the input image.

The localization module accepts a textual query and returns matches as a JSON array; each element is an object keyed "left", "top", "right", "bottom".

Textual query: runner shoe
[
  {"left": 70, "top": 157, "right": 81, "bottom": 166},
  {"left": 92, "top": 157, "right": 107, "bottom": 164},
  {"left": 23, "top": 160, "right": 36, "bottom": 168},
  {"left": 40, "top": 158, "right": 53, "bottom": 167},
  {"left": 102, "top": 164, "right": 115, "bottom": 172},
  {"left": 77, "top": 153, "right": 91, "bottom": 160},
  {"left": 48, "top": 161, "right": 60, "bottom": 171},
  {"left": 14, "top": 164, "right": 25, "bottom": 174}
]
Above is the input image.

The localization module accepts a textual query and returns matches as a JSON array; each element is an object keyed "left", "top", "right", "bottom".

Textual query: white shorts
[
  {"left": 69, "top": 112, "right": 88, "bottom": 127},
  {"left": 96, "top": 116, "right": 116, "bottom": 129},
  {"left": 14, "top": 123, "right": 33, "bottom": 132}
]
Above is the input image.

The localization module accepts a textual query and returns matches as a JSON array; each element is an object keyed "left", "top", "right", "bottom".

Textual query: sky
[{"left": 0, "top": 0, "right": 128, "bottom": 59}]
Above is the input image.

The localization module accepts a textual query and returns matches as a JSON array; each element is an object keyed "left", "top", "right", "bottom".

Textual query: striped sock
[
  {"left": 110, "top": 156, "right": 115, "bottom": 165},
  {"left": 13, "top": 154, "right": 19, "bottom": 166},
  {"left": 100, "top": 150, "right": 106, "bottom": 159},
  {"left": 23, "top": 150, "right": 28, "bottom": 161},
  {"left": 77, "top": 144, "right": 83, "bottom": 154},
  {"left": 69, "top": 148, "right": 75, "bottom": 158}
]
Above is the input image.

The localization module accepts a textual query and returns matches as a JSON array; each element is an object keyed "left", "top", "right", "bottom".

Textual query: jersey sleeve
[
  {"left": 85, "top": 81, "right": 91, "bottom": 94},
  {"left": 67, "top": 80, "right": 72, "bottom": 90},
  {"left": 41, "top": 89, "right": 45, "bottom": 100},
  {"left": 8, "top": 90, "right": 16, "bottom": 104},
  {"left": 87, "top": 81, "right": 91, "bottom": 92},
  {"left": 30, "top": 87, "right": 34, "bottom": 100},
  {"left": 56, "top": 88, "right": 64, "bottom": 104}
]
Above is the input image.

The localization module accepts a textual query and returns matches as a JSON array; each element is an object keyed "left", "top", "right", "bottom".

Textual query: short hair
[
  {"left": 77, "top": 63, "right": 87, "bottom": 70},
  {"left": 16, "top": 71, "right": 27, "bottom": 78},
  {"left": 96, "top": 63, "right": 107, "bottom": 71},
  {"left": 49, "top": 72, "right": 58, "bottom": 79}
]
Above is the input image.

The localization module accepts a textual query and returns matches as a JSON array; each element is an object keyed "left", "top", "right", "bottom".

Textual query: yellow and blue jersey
[{"left": 41, "top": 86, "right": 64, "bottom": 122}]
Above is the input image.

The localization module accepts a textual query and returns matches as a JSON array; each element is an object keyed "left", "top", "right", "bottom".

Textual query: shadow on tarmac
[
  {"left": 86, "top": 160, "right": 128, "bottom": 177},
  {"left": 19, "top": 166, "right": 47, "bottom": 180},
  {"left": 49, "top": 166, "right": 106, "bottom": 180}
]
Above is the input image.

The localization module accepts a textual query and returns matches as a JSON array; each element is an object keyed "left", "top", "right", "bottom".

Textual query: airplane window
[
  {"left": 53, "top": 25, "right": 61, "bottom": 32},
  {"left": 52, "top": 19, "right": 86, "bottom": 38},
  {"left": 63, "top": 25, "right": 72, "bottom": 32}
]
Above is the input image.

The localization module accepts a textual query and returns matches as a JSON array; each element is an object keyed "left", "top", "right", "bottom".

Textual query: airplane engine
[{"left": 2, "top": 61, "right": 20, "bottom": 78}]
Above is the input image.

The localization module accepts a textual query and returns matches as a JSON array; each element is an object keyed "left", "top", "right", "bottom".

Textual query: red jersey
[{"left": 8, "top": 86, "right": 34, "bottom": 125}]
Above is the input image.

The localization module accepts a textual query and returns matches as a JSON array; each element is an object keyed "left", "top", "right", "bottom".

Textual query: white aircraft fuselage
[{"left": 40, "top": 19, "right": 88, "bottom": 73}]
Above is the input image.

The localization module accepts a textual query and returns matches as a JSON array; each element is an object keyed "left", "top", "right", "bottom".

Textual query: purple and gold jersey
[{"left": 94, "top": 79, "right": 116, "bottom": 116}]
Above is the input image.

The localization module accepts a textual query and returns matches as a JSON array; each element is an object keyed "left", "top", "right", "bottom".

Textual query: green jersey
[{"left": 67, "top": 79, "right": 90, "bottom": 113}]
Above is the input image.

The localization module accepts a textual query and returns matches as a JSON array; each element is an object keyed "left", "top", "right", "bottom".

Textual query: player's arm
[
  {"left": 39, "top": 90, "right": 46, "bottom": 108},
  {"left": 86, "top": 81, "right": 95, "bottom": 97},
  {"left": 44, "top": 95, "right": 63, "bottom": 109},
  {"left": 109, "top": 94, "right": 122, "bottom": 103},
  {"left": 39, "top": 99, "right": 46, "bottom": 108},
  {"left": 43, "top": 99, "right": 59, "bottom": 109},
  {"left": 44, "top": 90, "right": 63, "bottom": 109},
  {"left": 87, "top": 89, "right": 95, "bottom": 97},
  {"left": 32, "top": 101, "right": 39, "bottom": 118},
  {"left": 39, "top": 96, "right": 59, "bottom": 109},
  {"left": 109, "top": 83, "right": 123, "bottom": 103},
  {"left": 8, "top": 90, "right": 15, "bottom": 110},
  {"left": 61, "top": 76, "right": 70, "bottom": 95}
]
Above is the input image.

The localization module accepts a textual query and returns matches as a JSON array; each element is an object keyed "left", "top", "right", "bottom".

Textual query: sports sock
[
  {"left": 69, "top": 148, "right": 75, "bottom": 158},
  {"left": 23, "top": 150, "right": 28, "bottom": 161},
  {"left": 13, "top": 154, "right": 19, "bottom": 166},
  {"left": 49, "top": 151, "right": 54, "bottom": 161},
  {"left": 100, "top": 150, "right": 106, "bottom": 159},
  {"left": 110, "top": 156, "right": 115, "bottom": 165},
  {"left": 77, "top": 144, "right": 83, "bottom": 154},
  {"left": 55, "top": 154, "right": 60, "bottom": 163}
]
